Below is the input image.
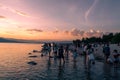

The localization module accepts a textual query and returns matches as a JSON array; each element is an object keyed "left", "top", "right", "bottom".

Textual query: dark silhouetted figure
[
  {"left": 58, "top": 45, "right": 65, "bottom": 63},
  {"left": 103, "top": 44, "right": 110, "bottom": 62}
]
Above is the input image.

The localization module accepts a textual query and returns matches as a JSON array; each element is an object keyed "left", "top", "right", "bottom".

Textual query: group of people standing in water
[
  {"left": 41, "top": 43, "right": 66, "bottom": 63},
  {"left": 41, "top": 42, "right": 120, "bottom": 68},
  {"left": 103, "top": 44, "right": 120, "bottom": 67}
]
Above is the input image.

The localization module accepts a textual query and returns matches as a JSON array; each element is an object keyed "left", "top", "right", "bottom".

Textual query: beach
[{"left": 0, "top": 43, "right": 120, "bottom": 80}]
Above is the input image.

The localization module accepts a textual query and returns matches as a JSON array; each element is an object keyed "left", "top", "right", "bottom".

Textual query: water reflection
[
  {"left": 0, "top": 43, "right": 120, "bottom": 80},
  {"left": 73, "top": 61, "right": 77, "bottom": 69},
  {"left": 103, "top": 63, "right": 112, "bottom": 80},
  {"left": 47, "top": 57, "right": 51, "bottom": 70},
  {"left": 58, "top": 60, "right": 65, "bottom": 80},
  {"left": 84, "top": 65, "right": 92, "bottom": 80},
  {"left": 113, "top": 68, "right": 119, "bottom": 80}
]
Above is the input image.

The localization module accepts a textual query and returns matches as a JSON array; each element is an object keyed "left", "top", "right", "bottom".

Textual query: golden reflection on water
[
  {"left": 0, "top": 43, "right": 120, "bottom": 80},
  {"left": 0, "top": 43, "right": 42, "bottom": 75}
]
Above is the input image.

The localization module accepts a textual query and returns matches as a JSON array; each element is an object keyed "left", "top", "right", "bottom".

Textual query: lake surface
[{"left": 0, "top": 43, "right": 120, "bottom": 80}]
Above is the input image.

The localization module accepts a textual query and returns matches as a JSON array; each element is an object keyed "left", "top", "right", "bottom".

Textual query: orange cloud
[
  {"left": 53, "top": 30, "right": 59, "bottom": 33},
  {"left": 64, "top": 30, "right": 69, "bottom": 34},
  {"left": 0, "top": 15, "right": 6, "bottom": 19},
  {"left": 26, "top": 29, "right": 43, "bottom": 32}
]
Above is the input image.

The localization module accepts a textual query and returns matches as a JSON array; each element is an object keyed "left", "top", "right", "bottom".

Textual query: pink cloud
[
  {"left": 64, "top": 28, "right": 103, "bottom": 38},
  {"left": 0, "top": 4, "right": 29, "bottom": 17}
]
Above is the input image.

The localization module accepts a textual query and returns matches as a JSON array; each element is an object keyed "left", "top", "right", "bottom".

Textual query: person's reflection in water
[
  {"left": 72, "top": 60, "right": 79, "bottom": 79},
  {"left": 113, "top": 68, "right": 119, "bottom": 80},
  {"left": 84, "top": 66, "right": 92, "bottom": 80},
  {"left": 73, "top": 60, "right": 77, "bottom": 69},
  {"left": 53, "top": 55, "right": 58, "bottom": 67},
  {"left": 57, "top": 60, "right": 65, "bottom": 80},
  {"left": 46, "top": 57, "right": 52, "bottom": 79},
  {"left": 103, "top": 63, "right": 112, "bottom": 80},
  {"left": 47, "top": 57, "right": 51, "bottom": 71}
]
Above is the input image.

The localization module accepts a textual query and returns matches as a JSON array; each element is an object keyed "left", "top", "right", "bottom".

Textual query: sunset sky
[{"left": 0, "top": 0, "right": 120, "bottom": 41}]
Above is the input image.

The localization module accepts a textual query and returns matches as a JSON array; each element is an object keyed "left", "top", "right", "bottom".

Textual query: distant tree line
[{"left": 73, "top": 32, "right": 120, "bottom": 46}]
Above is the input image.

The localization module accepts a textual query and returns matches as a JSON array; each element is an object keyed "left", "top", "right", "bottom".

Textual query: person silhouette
[{"left": 58, "top": 45, "right": 65, "bottom": 63}]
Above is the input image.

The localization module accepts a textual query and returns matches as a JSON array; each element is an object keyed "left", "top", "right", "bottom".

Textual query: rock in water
[
  {"left": 28, "top": 53, "right": 32, "bottom": 55},
  {"left": 29, "top": 55, "right": 37, "bottom": 58},
  {"left": 27, "top": 61, "right": 37, "bottom": 65},
  {"left": 41, "top": 54, "right": 43, "bottom": 57},
  {"left": 33, "top": 50, "right": 38, "bottom": 53}
]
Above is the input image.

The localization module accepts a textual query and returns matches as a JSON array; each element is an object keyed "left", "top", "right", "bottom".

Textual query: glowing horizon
[{"left": 0, "top": 0, "right": 120, "bottom": 40}]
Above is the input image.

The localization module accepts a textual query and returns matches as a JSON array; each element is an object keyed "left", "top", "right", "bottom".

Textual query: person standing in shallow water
[
  {"left": 48, "top": 43, "right": 51, "bottom": 57},
  {"left": 72, "top": 48, "right": 77, "bottom": 62},
  {"left": 103, "top": 44, "right": 111, "bottom": 62},
  {"left": 86, "top": 44, "right": 95, "bottom": 68},
  {"left": 83, "top": 44, "right": 88, "bottom": 66},
  {"left": 58, "top": 45, "right": 65, "bottom": 63},
  {"left": 53, "top": 44, "right": 58, "bottom": 60},
  {"left": 64, "top": 44, "right": 69, "bottom": 59},
  {"left": 112, "top": 49, "right": 119, "bottom": 67}
]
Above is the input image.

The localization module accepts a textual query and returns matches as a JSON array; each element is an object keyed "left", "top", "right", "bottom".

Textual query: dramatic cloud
[
  {"left": 0, "top": 15, "right": 6, "bottom": 19},
  {"left": 26, "top": 29, "right": 43, "bottom": 32},
  {"left": 70, "top": 28, "right": 85, "bottom": 37},
  {"left": 69, "top": 28, "right": 103, "bottom": 38},
  {"left": 85, "top": 29, "right": 103, "bottom": 38}
]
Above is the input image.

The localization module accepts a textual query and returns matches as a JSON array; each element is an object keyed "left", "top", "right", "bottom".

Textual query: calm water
[{"left": 0, "top": 43, "right": 120, "bottom": 80}]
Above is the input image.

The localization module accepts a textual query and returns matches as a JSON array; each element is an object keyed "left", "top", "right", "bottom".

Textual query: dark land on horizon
[
  {"left": 0, "top": 32, "right": 120, "bottom": 44},
  {"left": 0, "top": 37, "right": 72, "bottom": 44},
  {"left": 0, "top": 37, "right": 42, "bottom": 43}
]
